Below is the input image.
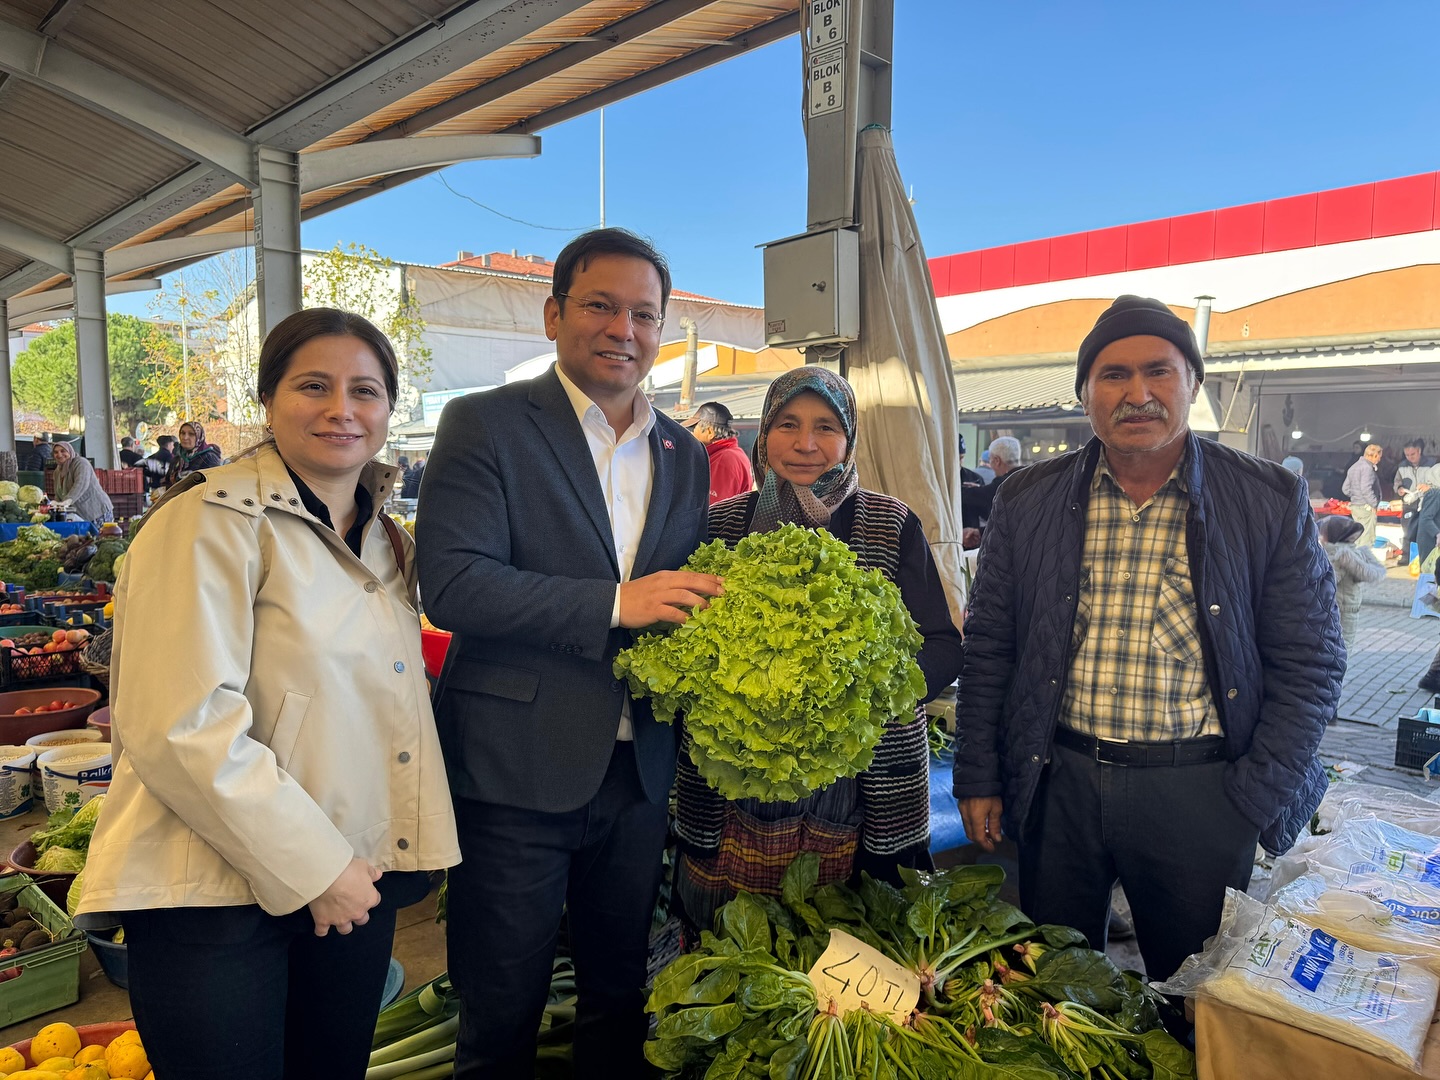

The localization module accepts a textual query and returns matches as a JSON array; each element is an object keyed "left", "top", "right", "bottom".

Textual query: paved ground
[{"left": 1334, "top": 567, "right": 1437, "bottom": 727}]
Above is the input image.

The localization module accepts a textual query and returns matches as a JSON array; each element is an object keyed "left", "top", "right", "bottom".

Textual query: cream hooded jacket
[{"left": 77, "top": 444, "right": 459, "bottom": 924}]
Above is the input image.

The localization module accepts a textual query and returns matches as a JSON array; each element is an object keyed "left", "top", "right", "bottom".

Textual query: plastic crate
[
  {"left": 1395, "top": 714, "right": 1440, "bottom": 770},
  {"left": 108, "top": 491, "right": 145, "bottom": 520},
  {"left": 95, "top": 468, "right": 142, "bottom": 495},
  {"left": 0, "top": 873, "right": 87, "bottom": 1027},
  {"left": 0, "top": 626, "right": 84, "bottom": 687}
]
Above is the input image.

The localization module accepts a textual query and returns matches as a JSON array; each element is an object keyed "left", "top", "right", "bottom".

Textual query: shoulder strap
[{"left": 379, "top": 513, "right": 407, "bottom": 575}]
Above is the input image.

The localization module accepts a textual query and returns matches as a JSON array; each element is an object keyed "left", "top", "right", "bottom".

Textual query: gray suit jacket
[{"left": 417, "top": 367, "right": 710, "bottom": 812}]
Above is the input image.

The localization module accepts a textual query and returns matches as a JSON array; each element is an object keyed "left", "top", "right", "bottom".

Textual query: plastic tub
[
  {"left": 85, "top": 929, "right": 128, "bottom": 990},
  {"left": 420, "top": 628, "right": 452, "bottom": 678},
  {"left": 25, "top": 726, "right": 104, "bottom": 752},
  {"left": 37, "top": 743, "right": 111, "bottom": 813},
  {"left": 9, "top": 1019, "right": 137, "bottom": 1060},
  {"left": 87, "top": 704, "right": 110, "bottom": 740},
  {"left": 0, "top": 687, "right": 101, "bottom": 744},
  {"left": 0, "top": 745, "right": 35, "bottom": 818},
  {"left": 6, "top": 839, "right": 77, "bottom": 887}
]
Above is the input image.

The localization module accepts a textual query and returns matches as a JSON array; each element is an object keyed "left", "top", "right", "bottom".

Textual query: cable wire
[{"left": 434, "top": 172, "right": 598, "bottom": 233}]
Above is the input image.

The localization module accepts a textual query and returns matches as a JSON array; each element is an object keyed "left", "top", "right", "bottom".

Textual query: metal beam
[
  {"left": 37, "top": 0, "right": 90, "bottom": 38},
  {"left": 71, "top": 249, "right": 117, "bottom": 468},
  {"left": 300, "top": 133, "right": 540, "bottom": 190},
  {"left": 0, "top": 21, "right": 256, "bottom": 185},
  {"left": 254, "top": 146, "right": 302, "bottom": 336},
  {"left": 0, "top": 299, "right": 12, "bottom": 452},
  {"left": 250, "top": 0, "right": 593, "bottom": 151},
  {"left": 7, "top": 277, "right": 161, "bottom": 322},
  {"left": 106, "top": 232, "right": 253, "bottom": 276},
  {"left": 71, "top": 165, "right": 234, "bottom": 251},
  {"left": 0, "top": 215, "right": 71, "bottom": 272},
  {"left": 504, "top": 12, "right": 799, "bottom": 134},
  {"left": 372, "top": 0, "right": 716, "bottom": 140}
]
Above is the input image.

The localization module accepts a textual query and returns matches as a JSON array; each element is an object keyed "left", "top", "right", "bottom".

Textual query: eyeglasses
[{"left": 556, "top": 293, "right": 665, "bottom": 331}]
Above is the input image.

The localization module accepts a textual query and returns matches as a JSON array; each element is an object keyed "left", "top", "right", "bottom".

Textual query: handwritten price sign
[{"left": 806, "top": 928, "right": 920, "bottom": 1023}]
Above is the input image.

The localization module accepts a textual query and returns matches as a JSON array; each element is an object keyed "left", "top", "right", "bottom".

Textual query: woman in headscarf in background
[
  {"left": 165, "top": 421, "right": 223, "bottom": 488},
  {"left": 1317, "top": 514, "right": 1384, "bottom": 656},
  {"left": 51, "top": 440, "right": 114, "bottom": 523},
  {"left": 672, "top": 366, "right": 963, "bottom": 930}
]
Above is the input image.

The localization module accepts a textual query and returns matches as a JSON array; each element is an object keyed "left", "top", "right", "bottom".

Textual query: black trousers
[
  {"left": 1017, "top": 741, "right": 1259, "bottom": 983},
  {"left": 120, "top": 870, "right": 428, "bottom": 1080},
  {"left": 449, "top": 744, "right": 669, "bottom": 1079}
]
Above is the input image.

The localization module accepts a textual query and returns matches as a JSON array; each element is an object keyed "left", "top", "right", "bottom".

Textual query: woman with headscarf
[
  {"left": 164, "top": 421, "right": 223, "bottom": 488},
  {"left": 51, "top": 440, "right": 114, "bottom": 524},
  {"left": 672, "top": 367, "right": 963, "bottom": 929},
  {"left": 1317, "top": 514, "right": 1384, "bottom": 655}
]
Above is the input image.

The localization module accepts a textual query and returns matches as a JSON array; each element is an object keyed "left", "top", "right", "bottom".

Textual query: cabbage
[
  {"left": 615, "top": 524, "right": 927, "bottom": 802},
  {"left": 0, "top": 482, "right": 16, "bottom": 501},
  {"left": 66, "top": 868, "right": 84, "bottom": 918},
  {"left": 17, "top": 485, "right": 44, "bottom": 507},
  {"left": 33, "top": 845, "right": 85, "bottom": 874}
]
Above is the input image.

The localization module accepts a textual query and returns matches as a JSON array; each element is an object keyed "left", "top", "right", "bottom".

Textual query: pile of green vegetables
[
  {"left": 31, "top": 793, "right": 105, "bottom": 875},
  {"left": 615, "top": 525, "right": 926, "bottom": 802},
  {"left": 646, "top": 855, "right": 1194, "bottom": 1079},
  {"left": 0, "top": 524, "right": 66, "bottom": 588}
]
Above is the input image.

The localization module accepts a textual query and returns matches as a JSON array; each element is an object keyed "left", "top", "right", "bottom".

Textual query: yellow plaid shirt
[{"left": 1062, "top": 453, "right": 1221, "bottom": 741}]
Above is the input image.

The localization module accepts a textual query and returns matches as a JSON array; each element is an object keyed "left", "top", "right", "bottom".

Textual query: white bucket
[
  {"left": 0, "top": 745, "right": 36, "bottom": 818},
  {"left": 25, "top": 728, "right": 104, "bottom": 751},
  {"left": 38, "top": 744, "right": 111, "bottom": 814}
]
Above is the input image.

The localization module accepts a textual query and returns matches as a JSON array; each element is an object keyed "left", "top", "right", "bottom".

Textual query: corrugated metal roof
[
  {"left": 953, "top": 364, "right": 1080, "bottom": 414},
  {"left": 1, "top": 0, "right": 801, "bottom": 313}
]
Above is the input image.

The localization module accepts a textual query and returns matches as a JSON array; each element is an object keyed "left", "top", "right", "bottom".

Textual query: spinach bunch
[{"left": 645, "top": 855, "right": 1195, "bottom": 1080}]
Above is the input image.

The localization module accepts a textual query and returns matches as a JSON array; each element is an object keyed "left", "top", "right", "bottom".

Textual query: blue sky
[{"left": 119, "top": 0, "right": 1440, "bottom": 314}]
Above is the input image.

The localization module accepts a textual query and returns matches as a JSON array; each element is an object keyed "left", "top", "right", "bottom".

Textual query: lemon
[
  {"left": 0, "top": 1046, "right": 26, "bottom": 1072},
  {"left": 36, "top": 1058, "right": 75, "bottom": 1072},
  {"left": 63, "top": 1065, "right": 110, "bottom": 1080},
  {"left": 101, "top": 1036, "right": 137, "bottom": 1052},
  {"left": 74, "top": 1047, "right": 105, "bottom": 1065},
  {"left": 30, "top": 1025, "right": 81, "bottom": 1063},
  {"left": 102, "top": 601, "right": 114, "bottom": 620},
  {"left": 101, "top": 1043, "right": 148, "bottom": 1080}
]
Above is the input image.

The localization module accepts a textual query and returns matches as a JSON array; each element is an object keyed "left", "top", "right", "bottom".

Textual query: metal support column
[
  {"left": 71, "top": 249, "right": 117, "bottom": 469},
  {"left": 0, "top": 299, "right": 12, "bottom": 452},
  {"left": 799, "top": 0, "right": 893, "bottom": 372},
  {"left": 254, "top": 145, "right": 302, "bottom": 338}
]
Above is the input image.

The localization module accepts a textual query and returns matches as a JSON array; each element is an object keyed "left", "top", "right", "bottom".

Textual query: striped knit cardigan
[{"left": 673, "top": 489, "right": 932, "bottom": 868}]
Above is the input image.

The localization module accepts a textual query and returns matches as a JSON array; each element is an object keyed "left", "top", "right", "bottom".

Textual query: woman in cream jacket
[{"left": 77, "top": 308, "right": 459, "bottom": 1080}]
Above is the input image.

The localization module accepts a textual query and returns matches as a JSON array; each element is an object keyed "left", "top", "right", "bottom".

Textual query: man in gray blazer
[{"left": 418, "top": 228, "right": 721, "bottom": 1078}]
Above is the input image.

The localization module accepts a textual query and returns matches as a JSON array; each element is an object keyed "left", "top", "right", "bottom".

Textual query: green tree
[
  {"left": 12, "top": 315, "right": 173, "bottom": 435},
  {"left": 305, "top": 243, "right": 433, "bottom": 420}
]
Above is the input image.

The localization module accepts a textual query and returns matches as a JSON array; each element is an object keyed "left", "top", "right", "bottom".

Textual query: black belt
[{"left": 1053, "top": 725, "right": 1227, "bottom": 767}]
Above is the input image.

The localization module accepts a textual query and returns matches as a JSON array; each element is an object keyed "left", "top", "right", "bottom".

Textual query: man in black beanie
[{"left": 955, "top": 296, "right": 1344, "bottom": 985}]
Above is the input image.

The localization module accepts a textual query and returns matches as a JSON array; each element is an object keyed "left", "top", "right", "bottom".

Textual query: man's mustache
[{"left": 1112, "top": 402, "right": 1168, "bottom": 422}]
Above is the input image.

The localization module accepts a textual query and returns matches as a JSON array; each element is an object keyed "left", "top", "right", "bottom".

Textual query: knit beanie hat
[{"left": 1075, "top": 295, "right": 1205, "bottom": 397}]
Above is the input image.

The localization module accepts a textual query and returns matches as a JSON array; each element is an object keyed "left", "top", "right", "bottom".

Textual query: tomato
[{"left": 13, "top": 708, "right": 29, "bottom": 715}]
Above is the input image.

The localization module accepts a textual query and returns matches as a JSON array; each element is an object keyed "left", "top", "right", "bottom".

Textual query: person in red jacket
[{"left": 682, "top": 402, "right": 754, "bottom": 503}]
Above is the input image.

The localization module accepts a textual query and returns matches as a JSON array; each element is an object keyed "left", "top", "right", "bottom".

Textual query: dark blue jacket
[{"left": 954, "top": 434, "right": 1345, "bottom": 855}]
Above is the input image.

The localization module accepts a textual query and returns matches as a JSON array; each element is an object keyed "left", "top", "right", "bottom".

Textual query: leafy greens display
[
  {"left": 615, "top": 524, "right": 926, "bottom": 802},
  {"left": 646, "top": 854, "right": 1195, "bottom": 1079}
]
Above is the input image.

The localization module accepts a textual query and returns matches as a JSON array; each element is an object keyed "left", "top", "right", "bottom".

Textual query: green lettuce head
[{"left": 615, "top": 523, "right": 926, "bottom": 802}]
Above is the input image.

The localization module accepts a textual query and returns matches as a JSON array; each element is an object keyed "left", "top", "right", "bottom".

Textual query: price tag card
[{"left": 806, "top": 928, "right": 920, "bottom": 1023}]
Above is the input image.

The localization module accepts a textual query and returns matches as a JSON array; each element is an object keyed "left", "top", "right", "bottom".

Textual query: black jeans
[
  {"left": 1017, "top": 741, "right": 1259, "bottom": 983},
  {"left": 448, "top": 744, "right": 669, "bottom": 1079},
  {"left": 121, "top": 871, "right": 428, "bottom": 1080}
]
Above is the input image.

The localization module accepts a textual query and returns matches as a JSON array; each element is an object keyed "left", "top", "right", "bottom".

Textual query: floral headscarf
[
  {"left": 750, "top": 366, "right": 860, "bottom": 534},
  {"left": 175, "top": 422, "right": 213, "bottom": 465}
]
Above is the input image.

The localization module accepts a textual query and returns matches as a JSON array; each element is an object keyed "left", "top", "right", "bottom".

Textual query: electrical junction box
[{"left": 761, "top": 228, "right": 859, "bottom": 349}]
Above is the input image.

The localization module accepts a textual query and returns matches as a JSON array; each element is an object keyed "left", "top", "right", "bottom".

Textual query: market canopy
[{"left": 0, "top": 0, "right": 798, "bottom": 321}]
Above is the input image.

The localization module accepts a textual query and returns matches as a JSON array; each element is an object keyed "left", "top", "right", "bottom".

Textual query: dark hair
[
  {"left": 397, "top": 455, "right": 410, "bottom": 468},
  {"left": 256, "top": 308, "right": 400, "bottom": 410},
  {"left": 552, "top": 228, "right": 672, "bottom": 313},
  {"left": 156, "top": 435, "right": 175, "bottom": 448},
  {"left": 1406, "top": 438, "right": 1426, "bottom": 451}
]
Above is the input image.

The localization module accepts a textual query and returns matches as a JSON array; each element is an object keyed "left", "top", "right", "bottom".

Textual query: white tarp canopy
[{"left": 846, "top": 126, "right": 969, "bottom": 625}]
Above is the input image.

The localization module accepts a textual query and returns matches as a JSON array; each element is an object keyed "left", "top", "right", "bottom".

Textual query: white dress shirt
[{"left": 555, "top": 364, "right": 655, "bottom": 741}]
